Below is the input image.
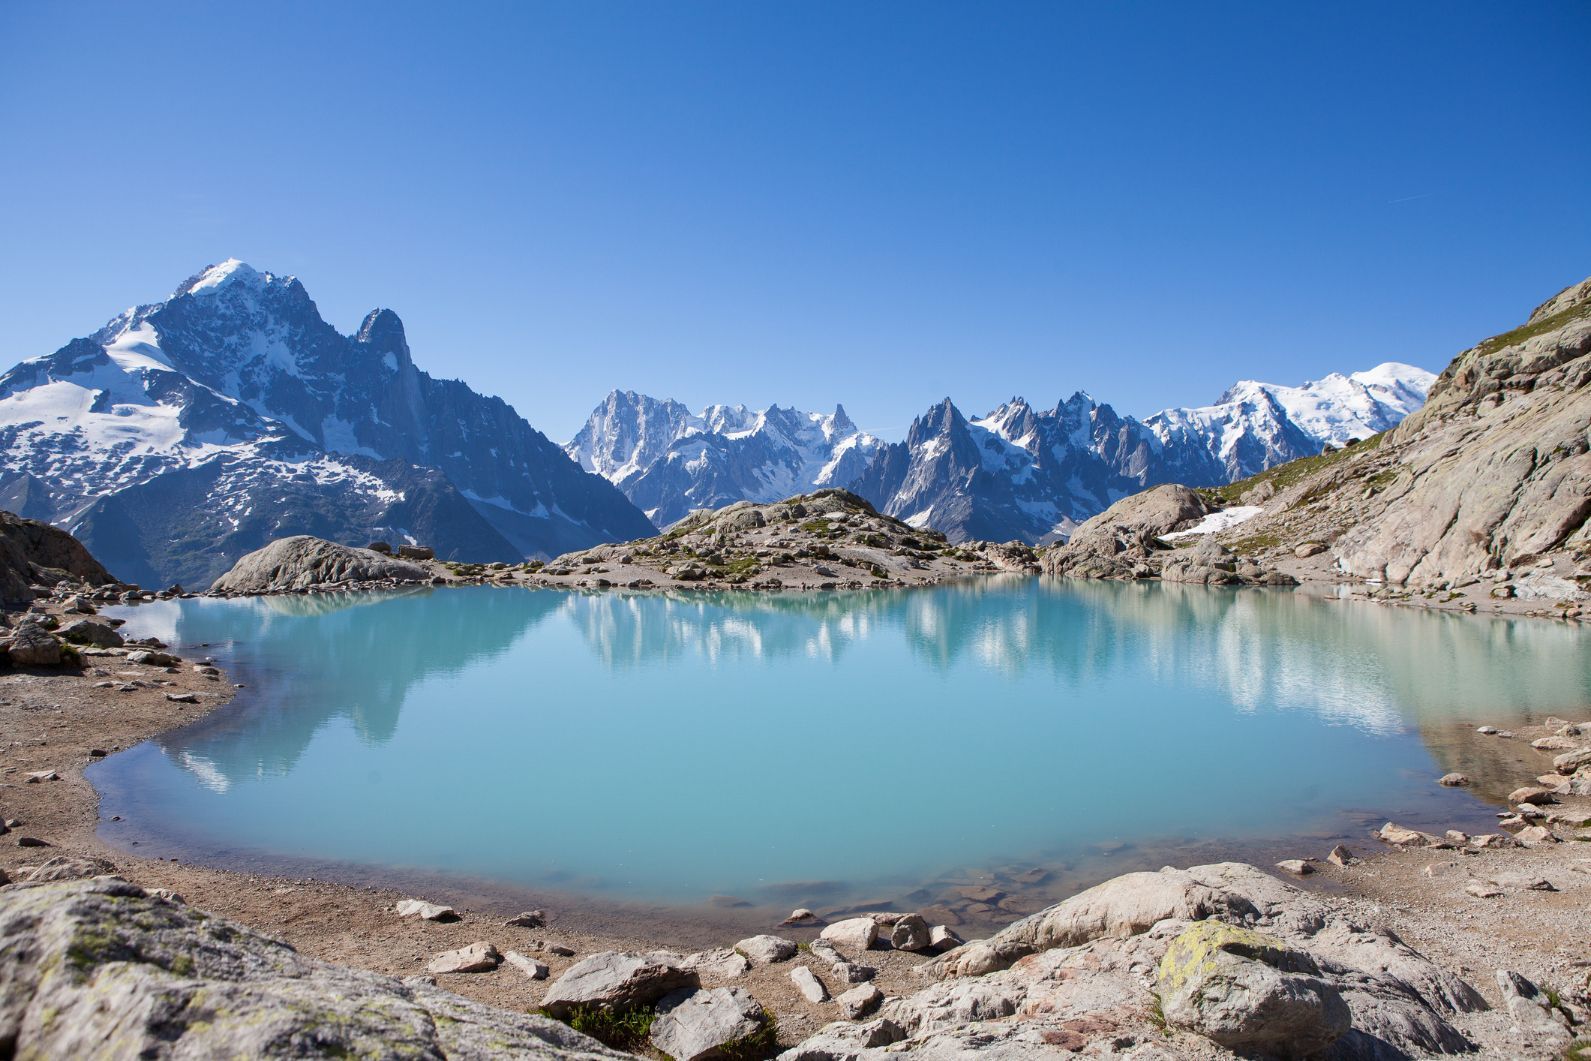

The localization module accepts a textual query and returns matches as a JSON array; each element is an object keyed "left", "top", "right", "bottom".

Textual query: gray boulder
[
  {"left": 0, "top": 876, "right": 627, "bottom": 1058},
  {"left": 1155, "top": 920, "right": 1350, "bottom": 1057},
  {"left": 888, "top": 913, "right": 932, "bottom": 952},
  {"left": 23, "top": 856, "right": 117, "bottom": 882},
  {"left": 2, "top": 621, "right": 61, "bottom": 667},
  {"left": 890, "top": 862, "right": 1482, "bottom": 1060},
  {"left": 0, "top": 510, "right": 115, "bottom": 604},
  {"left": 734, "top": 934, "right": 796, "bottom": 965},
  {"left": 790, "top": 966, "right": 828, "bottom": 1003},
  {"left": 56, "top": 618, "right": 124, "bottom": 648},
  {"left": 209, "top": 536, "right": 430, "bottom": 594},
  {"left": 427, "top": 942, "right": 501, "bottom": 974},
  {"left": 819, "top": 917, "right": 878, "bottom": 954},
  {"left": 1496, "top": 969, "right": 1574, "bottom": 1048},
  {"left": 649, "top": 986, "right": 767, "bottom": 1061},
  {"left": 539, "top": 950, "right": 697, "bottom": 1018}
]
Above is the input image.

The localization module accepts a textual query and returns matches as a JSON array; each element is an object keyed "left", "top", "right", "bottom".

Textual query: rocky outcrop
[
  {"left": 1041, "top": 486, "right": 1293, "bottom": 585},
  {"left": 536, "top": 490, "right": 1032, "bottom": 591},
  {"left": 786, "top": 862, "right": 1485, "bottom": 1059},
  {"left": 1201, "top": 275, "right": 1590, "bottom": 593},
  {"left": 1324, "top": 276, "right": 1591, "bottom": 586},
  {"left": 0, "top": 875, "right": 626, "bottom": 1059},
  {"left": 0, "top": 509, "right": 115, "bottom": 603},
  {"left": 209, "top": 536, "right": 431, "bottom": 594},
  {"left": 1041, "top": 485, "right": 1213, "bottom": 579}
]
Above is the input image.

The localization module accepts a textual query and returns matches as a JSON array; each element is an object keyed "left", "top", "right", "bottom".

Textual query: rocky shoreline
[{"left": 3, "top": 571, "right": 1590, "bottom": 1057}]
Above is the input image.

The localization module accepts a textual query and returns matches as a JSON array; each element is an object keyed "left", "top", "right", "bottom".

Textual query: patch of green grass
[
  {"left": 1563, "top": 1040, "right": 1591, "bottom": 1061},
  {"left": 1204, "top": 432, "right": 1388, "bottom": 505},
  {"left": 715, "top": 1015, "right": 780, "bottom": 1060},
  {"left": 1227, "top": 531, "right": 1282, "bottom": 554},
  {"left": 799, "top": 518, "right": 840, "bottom": 539},
  {"left": 541, "top": 1005, "right": 657, "bottom": 1052},
  {"left": 1148, "top": 994, "right": 1170, "bottom": 1036},
  {"left": 1475, "top": 297, "right": 1591, "bottom": 357}
]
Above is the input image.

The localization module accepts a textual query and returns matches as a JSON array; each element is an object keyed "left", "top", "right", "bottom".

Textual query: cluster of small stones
[
  {"left": 1338, "top": 555, "right": 1590, "bottom": 621},
  {"left": 0, "top": 574, "right": 184, "bottom": 669},
  {"left": 384, "top": 894, "right": 967, "bottom": 1059}
]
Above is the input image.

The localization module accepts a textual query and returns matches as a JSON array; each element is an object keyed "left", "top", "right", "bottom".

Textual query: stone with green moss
[{"left": 1155, "top": 919, "right": 1349, "bottom": 1058}]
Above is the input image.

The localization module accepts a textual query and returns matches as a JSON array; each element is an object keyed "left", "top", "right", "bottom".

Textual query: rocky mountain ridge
[
  {"left": 566, "top": 391, "right": 883, "bottom": 527},
  {"left": 0, "top": 261, "right": 655, "bottom": 588},
  {"left": 579, "top": 364, "right": 1433, "bottom": 547}
]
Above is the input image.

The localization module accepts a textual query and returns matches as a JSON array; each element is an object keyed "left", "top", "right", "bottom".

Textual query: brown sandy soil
[{"left": 4, "top": 595, "right": 1589, "bottom": 1056}]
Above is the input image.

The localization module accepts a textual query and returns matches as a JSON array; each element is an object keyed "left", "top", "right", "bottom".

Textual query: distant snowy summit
[
  {"left": 1145, "top": 362, "right": 1436, "bottom": 482},
  {"left": 566, "top": 391, "right": 882, "bottom": 526},
  {"left": 0, "top": 260, "right": 654, "bottom": 587},
  {"left": 577, "top": 363, "right": 1436, "bottom": 544}
]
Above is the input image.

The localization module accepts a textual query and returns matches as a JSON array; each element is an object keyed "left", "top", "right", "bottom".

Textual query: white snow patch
[{"left": 1161, "top": 506, "right": 1264, "bottom": 541}]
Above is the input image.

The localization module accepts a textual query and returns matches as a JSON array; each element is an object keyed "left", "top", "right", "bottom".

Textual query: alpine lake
[{"left": 91, "top": 577, "right": 1591, "bottom": 941}]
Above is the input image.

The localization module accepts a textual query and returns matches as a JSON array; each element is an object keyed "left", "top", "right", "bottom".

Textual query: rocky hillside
[
  {"left": 1045, "top": 276, "right": 1590, "bottom": 607},
  {"left": 534, "top": 489, "right": 1038, "bottom": 591},
  {"left": 0, "top": 260, "right": 655, "bottom": 588}
]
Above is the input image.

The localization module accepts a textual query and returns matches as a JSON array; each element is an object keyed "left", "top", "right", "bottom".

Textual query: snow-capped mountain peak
[
  {"left": 178, "top": 258, "right": 271, "bottom": 298},
  {"left": 565, "top": 392, "right": 883, "bottom": 526},
  {"left": 0, "top": 262, "right": 655, "bottom": 586}
]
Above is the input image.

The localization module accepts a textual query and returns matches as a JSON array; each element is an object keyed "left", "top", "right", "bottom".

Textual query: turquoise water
[{"left": 92, "top": 579, "right": 1590, "bottom": 927}]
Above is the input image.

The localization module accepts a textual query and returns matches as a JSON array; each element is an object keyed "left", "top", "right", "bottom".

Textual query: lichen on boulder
[
  {"left": 1155, "top": 920, "right": 1350, "bottom": 1058},
  {"left": 0, "top": 876, "right": 626, "bottom": 1059}
]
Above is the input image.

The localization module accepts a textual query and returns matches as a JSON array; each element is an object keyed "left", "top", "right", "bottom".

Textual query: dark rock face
[
  {"left": 0, "top": 510, "right": 115, "bottom": 603},
  {"left": 0, "top": 261, "right": 656, "bottom": 587}
]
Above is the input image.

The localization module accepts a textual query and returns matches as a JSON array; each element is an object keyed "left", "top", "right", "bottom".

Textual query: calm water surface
[{"left": 92, "top": 579, "right": 1590, "bottom": 929}]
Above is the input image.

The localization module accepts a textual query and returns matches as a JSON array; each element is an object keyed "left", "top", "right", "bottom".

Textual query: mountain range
[
  {"left": 0, "top": 260, "right": 655, "bottom": 587},
  {"left": 0, "top": 259, "right": 1435, "bottom": 585},
  {"left": 565, "top": 392, "right": 882, "bottom": 526},
  {"left": 570, "top": 363, "right": 1434, "bottom": 544}
]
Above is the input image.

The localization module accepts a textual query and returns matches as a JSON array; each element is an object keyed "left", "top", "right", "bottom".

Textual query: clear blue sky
[{"left": 2, "top": 2, "right": 1587, "bottom": 442}]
